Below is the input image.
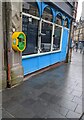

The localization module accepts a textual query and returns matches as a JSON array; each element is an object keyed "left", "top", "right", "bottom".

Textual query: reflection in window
[
  {"left": 56, "top": 14, "right": 62, "bottom": 25},
  {"left": 22, "top": 16, "right": 39, "bottom": 55},
  {"left": 41, "top": 22, "right": 52, "bottom": 52},
  {"left": 42, "top": 7, "right": 53, "bottom": 22},
  {"left": 64, "top": 19, "right": 68, "bottom": 28},
  {"left": 23, "top": 2, "right": 39, "bottom": 17},
  {"left": 53, "top": 26, "right": 62, "bottom": 51}
]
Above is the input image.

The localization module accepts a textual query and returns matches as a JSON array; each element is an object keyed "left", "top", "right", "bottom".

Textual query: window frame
[
  {"left": 40, "top": 19, "right": 53, "bottom": 53},
  {"left": 52, "top": 23, "right": 63, "bottom": 52},
  {"left": 22, "top": 12, "right": 40, "bottom": 55},
  {"left": 22, "top": 12, "right": 64, "bottom": 58}
]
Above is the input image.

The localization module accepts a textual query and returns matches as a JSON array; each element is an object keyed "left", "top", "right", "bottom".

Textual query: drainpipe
[
  {"left": 5, "top": 2, "right": 12, "bottom": 88},
  {"left": 65, "top": 20, "right": 72, "bottom": 63}
]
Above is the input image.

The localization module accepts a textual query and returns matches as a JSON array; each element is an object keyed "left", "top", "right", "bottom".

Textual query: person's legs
[
  {"left": 83, "top": 47, "right": 84, "bottom": 54},
  {"left": 69, "top": 48, "right": 72, "bottom": 62},
  {"left": 80, "top": 48, "right": 82, "bottom": 53}
]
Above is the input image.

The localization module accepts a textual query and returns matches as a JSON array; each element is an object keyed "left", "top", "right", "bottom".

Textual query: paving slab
[{"left": 2, "top": 51, "right": 83, "bottom": 119}]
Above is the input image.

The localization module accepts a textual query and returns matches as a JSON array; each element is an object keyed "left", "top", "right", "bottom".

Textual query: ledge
[{"left": 22, "top": 50, "right": 61, "bottom": 59}]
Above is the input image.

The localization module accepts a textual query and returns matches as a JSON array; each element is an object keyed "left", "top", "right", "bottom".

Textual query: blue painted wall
[
  {"left": 36, "top": 1, "right": 71, "bottom": 27},
  {"left": 22, "top": 27, "right": 69, "bottom": 75}
]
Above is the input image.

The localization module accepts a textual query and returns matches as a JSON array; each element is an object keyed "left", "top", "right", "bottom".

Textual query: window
[
  {"left": 22, "top": 16, "right": 39, "bottom": 55},
  {"left": 42, "top": 7, "right": 53, "bottom": 22},
  {"left": 22, "top": 2, "right": 39, "bottom": 55},
  {"left": 22, "top": 3, "right": 63, "bottom": 56},
  {"left": 53, "top": 25, "right": 62, "bottom": 51},
  {"left": 40, "top": 6, "right": 53, "bottom": 53},
  {"left": 41, "top": 22, "right": 52, "bottom": 53},
  {"left": 56, "top": 14, "right": 62, "bottom": 25},
  {"left": 64, "top": 19, "right": 68, "bottom": 28},
  {"left": 23, "top": 2, "right": 39, "bottom": 17}
]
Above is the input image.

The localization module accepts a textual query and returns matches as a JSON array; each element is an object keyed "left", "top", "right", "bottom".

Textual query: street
[{"left": 2, "top": 51, "right": 83, "bottom": 119}]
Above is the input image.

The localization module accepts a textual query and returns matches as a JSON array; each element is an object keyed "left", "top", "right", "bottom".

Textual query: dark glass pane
[
  {"left": 53, "top": 26, "right": 62, "bottom": 51},
  {"left": 64, "top": 19, "right": 68, "bottom": 28},
  {"left": 56, "top": 15, "right": 62, "bottom": 25},
  {"left": 41, "top": 22, "right": 52, "bottom": 52},
  {"left": 42, "top": 7, "right": 53, "bottom": 22},
  {"left": 22, "top": 16, "right": 39, "bottom": 55},
  {"left": 23, "top": 2, "right": 39, "bottom": 17}
]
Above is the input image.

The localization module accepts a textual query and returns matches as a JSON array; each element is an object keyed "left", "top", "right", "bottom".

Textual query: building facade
[
  {"left": 74, "top": 20, "right": 84, "bottom": 42},
  {"left": 22, "top": 1, "right": 78, "bottom": 75},
  {"left": 73, "top": 1, "right": 84, "bottom": 43},
  {"left": 81, "top": 1, "right": 84, "bottom": 20},
  {"left": 0, "top": 1, "right": 78, "bottom": 88}
]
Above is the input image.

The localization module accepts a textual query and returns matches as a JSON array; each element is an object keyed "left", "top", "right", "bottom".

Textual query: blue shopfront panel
[
  {"left": 51, "top": 52, "right": 61, "bottom": 64},
  {"left": 61, "top": 28, "right": 69, "bottom": 52},
  {"left": 60, "top": 28, "right": 69, "bottom": 61},
  {"left": 22, "top": 57, "right": 39, "bottom": 75},
  {"left": 22, "top": 27, "right": 69, "bottom": 75},
  {"left": 38, "top": 54, "right": 51, "bottom": 69}
]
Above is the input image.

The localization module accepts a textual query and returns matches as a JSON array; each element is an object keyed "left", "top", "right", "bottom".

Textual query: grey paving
[{"left": 2, "top": 51, "right": 83, "bottom": 118}]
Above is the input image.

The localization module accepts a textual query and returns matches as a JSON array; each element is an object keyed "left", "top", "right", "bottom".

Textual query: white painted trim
[
  {"left": 22, "top": 12, "right": 40, "bottom": 20},
  {"left": 52, "top": 24, "right": 63, "bottom": 52},
  {"left": 22, "top": 12, "right": 70, "bottom": 59},
  {"left": 54, "top": 23, "right": 63, "bottom": 28},
  {"left": 60, "top": 26, "right": 63, "bottom": 51},
  {"left": 41, "top": 20, "right": 53, "bottom": 52},
  {"left": 51, "top": 23, "right": 55, "bottom": 51},
  {"left": 22, "top": 50, "right": 61, "bottom": 59},
  {"left": 38, "top": 19, "right": 42, "bottom": 53},
  {"left": 42, "top": 19, "right": 53, "bottom": 25}
]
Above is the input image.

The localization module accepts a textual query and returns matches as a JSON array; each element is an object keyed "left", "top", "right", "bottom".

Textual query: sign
[{"left": 12, "top": 32, "right": 26, "bottom": 52}]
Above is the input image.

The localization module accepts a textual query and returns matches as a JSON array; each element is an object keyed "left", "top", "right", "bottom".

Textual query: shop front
[{"left": 22, "top": 1, "right": 70, "bottom": 75}]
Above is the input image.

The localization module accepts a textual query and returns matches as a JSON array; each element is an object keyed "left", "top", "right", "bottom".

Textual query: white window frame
[
  {"left": 22, "top": 12, "right": 66, "bottom": 59},
  {"left": 40, "top": 19, "right": 53, "bottom": 53},
  {"left": 22, "top": 12, "right": 40, "bottom": 55},
  {"left": 22, "top": 12, "right": 40, "bottom": 21},
  {"left": 52, "top": 23, "right": 63, "bottom": 52}
]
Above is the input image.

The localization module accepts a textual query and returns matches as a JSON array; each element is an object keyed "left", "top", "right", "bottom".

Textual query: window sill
[{"left": 22, "top": 50, "right": 61, "bottom": 59}]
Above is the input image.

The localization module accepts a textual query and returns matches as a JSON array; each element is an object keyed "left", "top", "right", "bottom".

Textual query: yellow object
[{"left": 12, "top": 32, "right": 26, "bottom": 52}]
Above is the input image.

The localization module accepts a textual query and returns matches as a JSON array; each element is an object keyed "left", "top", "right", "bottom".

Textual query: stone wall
[{"left": 0, "top": 1, "right": 7, "bottom": 90}]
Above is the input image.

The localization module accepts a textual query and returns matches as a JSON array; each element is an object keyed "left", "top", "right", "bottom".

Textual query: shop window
[
  {"left": 64, "top": 19, "right": 68, "bottom": 28},
  {"left": 42, "top": 7, "right": 53, "bottom": 22},
  {"left": 40, "top": 6, "right": 53, "bottom": 53},
  {"left": 41, "top": 22, "right": 52, "bottom": 53},
  {"left": 22, "top": 16, "right": 39, "bottom": 55},
  {"left": 22, "top": 2, "right": 39, "bottom": 17},
  {"left": 56, "top": 14, "right": 62, "bottom": 25},
  {"left": 53, "top": 25, "right": 62, "bottom": 51}
]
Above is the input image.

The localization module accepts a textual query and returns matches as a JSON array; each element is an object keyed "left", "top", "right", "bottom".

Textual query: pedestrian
[
  {"left": 83, "top": 43, "right": 84, "bottom": 54},
  {"left": 69, "top": 38, "right": 73, "bottom": 62},
  {"left": 79, "top": 42, "right": 83, "bottom": 53},
  {"left": 75, "top": 42, "right": 78, "bottom": 52},
  {"left": 72, "top": 41, "right": 75, "bottom": 50}
]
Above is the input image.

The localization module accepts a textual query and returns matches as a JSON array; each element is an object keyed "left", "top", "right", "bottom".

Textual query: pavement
[{"left": 2, "top": 50, "right": 84, "bottom": 119}]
